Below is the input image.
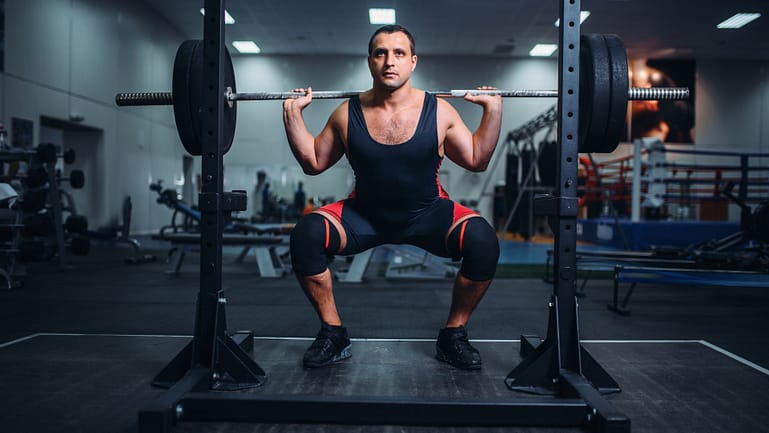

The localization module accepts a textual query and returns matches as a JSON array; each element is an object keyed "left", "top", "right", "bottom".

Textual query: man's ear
[{"left": 412, "top": 55, "right": 418, "bottom": 71}]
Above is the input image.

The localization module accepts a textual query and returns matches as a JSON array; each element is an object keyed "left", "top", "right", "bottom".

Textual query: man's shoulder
[{"left": 328, "top": 100, "right": 350, "bottom": 122}]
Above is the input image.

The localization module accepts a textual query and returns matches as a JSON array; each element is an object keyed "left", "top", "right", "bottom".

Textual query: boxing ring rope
[{"left": 579, "top": 141, "right": 769, "bottom": 221}]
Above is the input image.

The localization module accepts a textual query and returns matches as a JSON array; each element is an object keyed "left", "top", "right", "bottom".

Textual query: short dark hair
[{"left": 368, "top": 25, "right": 416, "bottom": 56}]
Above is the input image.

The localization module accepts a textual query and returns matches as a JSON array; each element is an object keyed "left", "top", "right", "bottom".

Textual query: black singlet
[{"left": 346, "top": 92, "right": 449, "bottom": 227}]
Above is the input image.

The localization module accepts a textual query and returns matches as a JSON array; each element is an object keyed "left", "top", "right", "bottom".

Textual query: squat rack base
[{"left": 138, "top": 334, "right": 629, "bottom": 433}]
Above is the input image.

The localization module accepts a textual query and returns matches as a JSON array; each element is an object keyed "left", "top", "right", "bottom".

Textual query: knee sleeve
[
  {"left": 447, "top": 217, "right": 500, "bottom": 281},
  {"left": 290, "top": 213, "right": 341, "bottom": 276}
]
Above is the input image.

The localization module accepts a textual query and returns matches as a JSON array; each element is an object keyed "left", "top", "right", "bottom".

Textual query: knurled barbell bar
[{"left": 115, "top": 34, "right": 689, "bottom": 155}]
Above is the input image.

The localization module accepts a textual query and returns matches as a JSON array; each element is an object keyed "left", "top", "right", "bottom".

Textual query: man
[
  {"left": 283, "top": 25, "right": 502, "bottom": 370},
  {"left": 252, "top": 170, "right": 267, "bottom": 222},
  {"left": 293, "top": 181, "right": 307, "bottom": 219}
]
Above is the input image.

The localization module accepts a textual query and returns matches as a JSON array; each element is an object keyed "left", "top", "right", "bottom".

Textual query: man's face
[{"left": 367, "top": 31, "right": 417, "bottom": 90}]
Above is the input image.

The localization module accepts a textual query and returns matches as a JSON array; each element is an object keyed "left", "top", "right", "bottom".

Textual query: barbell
[{"left": 116, "top": 34, "right": 689, "bottom": 155}]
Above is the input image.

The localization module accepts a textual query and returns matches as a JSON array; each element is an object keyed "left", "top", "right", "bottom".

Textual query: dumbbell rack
[
  {"left": 0, "top": 144, "right": 88, "bottom": 282},
  {"left": 0, "top": 205, "right": 25, "bottom": 289},
  {"left": 0, "top": 149, "right": 42, "bottom": 288}
]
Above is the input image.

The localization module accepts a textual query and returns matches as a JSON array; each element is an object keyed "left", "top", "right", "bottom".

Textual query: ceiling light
[
  {"left": 369, "top": 8, "right": 396, "bottom": 25},
  {"left": 199, "top": 8, "right": 235, "bottom": 25},
  {"left": 529, "top": 44, "right": 558, "bottom": 57},
  {"left": 716, "top": 13, "right": 761, "bottom": 29},
  {"left": 232, "top": 41, "right": 261, "bottom": 54},
  {"left": 555, "top": 11, "right": 590, "bottom": 27}
]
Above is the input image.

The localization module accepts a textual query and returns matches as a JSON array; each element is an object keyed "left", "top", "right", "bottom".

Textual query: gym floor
[{"left": 1, "top": 239, "right": 768, "bottom": 433}]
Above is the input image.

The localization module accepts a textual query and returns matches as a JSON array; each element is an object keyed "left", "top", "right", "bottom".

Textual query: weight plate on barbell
[
  {"left": 579, "top": 34, "right": 612, "bottom": 154},
  {"left": 172, "top": 40, "right": 237, "bottom": 156},
  {"left": 173, "top": 41, "right": 199, "bottom": 155},
  {"left": 603, "top": 34, "right": 629, "bottom": 153}
]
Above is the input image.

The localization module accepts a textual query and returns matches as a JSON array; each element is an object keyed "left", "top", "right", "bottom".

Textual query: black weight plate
[
  {"left": 578, "top": 34, "right": 611, "bottom": 153},
  {"left": 172, "top": 40, "right": 237, "bottom": 156},
  {"left": 63, "top": 148, "right": 76, "bottom": 164},
  {"left": 69, "top": 169, "right": 85, "bottom": 189},
  {"left": 602, "top": 34, "right": 629, "bottom": 154},
  {"left": 173, "top": 40, "right": 200, "bottom": 155},
  {"left": 69, "top": 236, "right": 91, "bottom": 256},
  {"left": 20, "top": 189, "right": 47, "bottom": 212},
  {"left": 23, "top": 165, "right": 48, "bottom": 188},
  {"left": 223, "top": 47, "right": 237, "bottom": 155},
  {"left": 65, "top": 214, "right": 89, "bottom": 233},
  {"left": 36, "top": 143, "right": 58, "bottom": 163}
]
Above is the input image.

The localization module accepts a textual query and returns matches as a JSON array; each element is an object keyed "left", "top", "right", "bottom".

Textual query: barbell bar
[
  {"left": 115, "top": 34, "right": 690, "bottom": 155},
  {"left": 117, "top": 87, "right": 688, "bottom": 104}
]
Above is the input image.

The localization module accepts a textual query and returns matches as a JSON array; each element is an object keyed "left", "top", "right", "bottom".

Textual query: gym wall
[
  {"left": 2, "top": 0, "right": 185, "bottom": 234},
  {"left": 1, "top": 0, "right": 767, "bottom": 232}
]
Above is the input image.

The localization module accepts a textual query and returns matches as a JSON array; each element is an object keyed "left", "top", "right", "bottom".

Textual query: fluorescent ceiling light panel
[
  {"left": 232, "top": 41, "right": 261, "bottom": 54},
  {"left": 199, "top": 8, "right": 236, "bottom": 24},
  {"left": 529, "top": 44, "right": 558, "bottom": 57},
  {"left": 555, "top": 11, "right": 590, "bottom": 27},
  {"left": 369, "top": 8, "right": 396, "bottom": 24},
  {"left": 716, "top": 13, "right": 761, "bottom": 29}
]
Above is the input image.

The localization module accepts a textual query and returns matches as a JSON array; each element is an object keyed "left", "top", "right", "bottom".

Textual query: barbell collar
[{"left": 115, "top": 86, "right": 690, "bottom": 106}]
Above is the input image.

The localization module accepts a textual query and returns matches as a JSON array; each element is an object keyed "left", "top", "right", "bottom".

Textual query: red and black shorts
[{"left": 317, "top": 197, "right": 478, "bottom": 259}]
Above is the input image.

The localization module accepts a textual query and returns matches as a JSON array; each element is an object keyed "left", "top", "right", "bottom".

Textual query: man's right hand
[{"left": 283, "top": 87, "right": 313, "bottom": 112}]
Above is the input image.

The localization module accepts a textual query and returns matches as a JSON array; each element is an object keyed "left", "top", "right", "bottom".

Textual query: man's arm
[
  {"left": 283, "top": 87, "right": 346, "bottom": 175},
  {"left": 441, "top": 87, "right": 503, "bottom": 172}
]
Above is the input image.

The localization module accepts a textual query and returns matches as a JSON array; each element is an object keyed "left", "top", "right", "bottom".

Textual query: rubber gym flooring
[{"left": 1, "top": 239, "right": 768, "bottom": 433}]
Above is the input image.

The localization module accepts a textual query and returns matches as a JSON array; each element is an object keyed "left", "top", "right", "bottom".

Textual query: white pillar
[{"left": 632, "top": 139, "right": 642, "bottom": 222}]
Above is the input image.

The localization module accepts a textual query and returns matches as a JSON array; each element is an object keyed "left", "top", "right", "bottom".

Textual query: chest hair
[{"left": 365, "top": 108, "right": 421, "bottom": 145}]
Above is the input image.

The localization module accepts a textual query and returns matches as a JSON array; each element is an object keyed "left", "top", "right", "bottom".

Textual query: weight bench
[
  {"left": 155, "top": 232, "right": 287, "bottom": 277},
  {"left": 544, "top": 248, "right": 697, "bottom": 296},
  {"left": 609, "top": 265, "right": 769, "bottom": 315},
  {"left": 85, "top": 196, "right": 157, "bottom": 264}
]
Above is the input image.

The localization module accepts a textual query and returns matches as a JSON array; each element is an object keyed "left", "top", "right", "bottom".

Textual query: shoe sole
[
  {"left": 303, "top": 344, "right": 352, "bottom": 368},
  {"left": 435, "top": 348, "right": 482, "bottom": 370}
]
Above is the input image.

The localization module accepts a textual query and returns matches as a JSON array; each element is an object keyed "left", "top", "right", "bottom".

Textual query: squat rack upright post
[{"left": 137, "top": 0, "right": 630, "bottom": 432}]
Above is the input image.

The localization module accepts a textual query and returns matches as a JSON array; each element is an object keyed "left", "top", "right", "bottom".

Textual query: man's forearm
[{"left": 283, "top": 109, "right": 319, "bottom": 173}]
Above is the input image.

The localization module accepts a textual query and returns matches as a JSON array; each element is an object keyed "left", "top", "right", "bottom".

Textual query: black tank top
[{"left": 347, "top": 92, "right": 448, "bottom": 226}]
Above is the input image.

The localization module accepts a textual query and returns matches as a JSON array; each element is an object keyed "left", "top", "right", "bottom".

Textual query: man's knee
[
  {"left": 290, "top": 213, "right": 341, "bottom": 276},
  {"left": 447, "top": 217, "right": 500, "bottom": 281}
]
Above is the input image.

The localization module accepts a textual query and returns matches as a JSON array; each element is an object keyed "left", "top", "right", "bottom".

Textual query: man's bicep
[{"left": 315, "top": 107, "right": 347, "bottom": 169}]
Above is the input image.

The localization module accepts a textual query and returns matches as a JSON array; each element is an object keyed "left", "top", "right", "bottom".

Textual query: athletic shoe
[
  {"left": 303, "top": 323, "right": 352, "bottom": 368},
  {"left": 435, "top": 325, "right": 482, "bottom": 370}
]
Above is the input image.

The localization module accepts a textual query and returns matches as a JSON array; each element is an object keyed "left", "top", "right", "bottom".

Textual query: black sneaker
[
  {"left": 435, "top": 325, "right": 482, "bottom": 370},
  {"left": 303, "top": 323, "right": 352, "bottom": 368}
]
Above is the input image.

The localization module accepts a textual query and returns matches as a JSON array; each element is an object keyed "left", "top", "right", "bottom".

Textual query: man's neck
[{"left": 369, "top": 82, "right": 417, "bottom": 109}]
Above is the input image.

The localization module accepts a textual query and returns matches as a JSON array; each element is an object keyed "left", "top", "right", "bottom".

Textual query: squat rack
[{"left": 137, "top": 0, "right": 630, "bottom": 431}]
